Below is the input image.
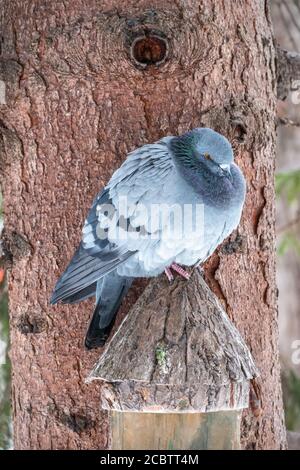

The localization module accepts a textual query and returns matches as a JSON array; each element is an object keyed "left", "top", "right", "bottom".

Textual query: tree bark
[{"left": 0, "top": 0, "right": 286, "bottom": 449}]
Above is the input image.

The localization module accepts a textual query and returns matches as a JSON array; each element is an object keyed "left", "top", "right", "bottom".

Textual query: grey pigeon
[{"left": 51, "top": 128, "right": 246, "bottom": 349}]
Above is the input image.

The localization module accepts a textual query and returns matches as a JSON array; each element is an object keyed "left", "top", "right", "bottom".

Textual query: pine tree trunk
[{"left": 0, "top": 0, "right": 286, "bottom": 449}]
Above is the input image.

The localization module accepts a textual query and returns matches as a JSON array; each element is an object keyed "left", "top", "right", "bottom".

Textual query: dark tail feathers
[{"left": 85, "top": 271, "right": 132, "bottom": 350}]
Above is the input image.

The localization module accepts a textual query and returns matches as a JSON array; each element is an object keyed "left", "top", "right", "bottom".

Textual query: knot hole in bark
[{"left": 130, "top": 32, "right": 168, "bottom": 68}]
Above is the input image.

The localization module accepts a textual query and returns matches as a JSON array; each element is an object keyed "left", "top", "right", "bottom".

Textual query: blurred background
[
  {"left": 0, "top": 0, "right": 300, "bottom": 450},
  {"left": 0, "top": 194, "right": 11, "bottom": 449},
  {"left": 272, "top": 0, "right": 300, "bottom": 437}
]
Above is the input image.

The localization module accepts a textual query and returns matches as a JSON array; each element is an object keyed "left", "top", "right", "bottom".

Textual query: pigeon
[{"left": 50, "top": 128, "right": 246, "bottom": 349}]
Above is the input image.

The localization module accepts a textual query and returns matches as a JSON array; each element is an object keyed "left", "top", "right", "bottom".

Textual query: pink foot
[
  {"left": 164, "top": 267, "right": 174, "bottom": 282},
  {"left": 170, "top": 263, "right": 190, "bottom": 280}
]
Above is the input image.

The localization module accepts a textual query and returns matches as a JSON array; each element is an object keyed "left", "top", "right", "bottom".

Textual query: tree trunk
[{"left": 0, "top": 0, "right": 286, "bottom": 449}]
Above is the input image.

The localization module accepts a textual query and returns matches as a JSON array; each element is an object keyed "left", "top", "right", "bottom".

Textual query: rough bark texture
[
  {"left": 89, "top": 271, "right": 258, "bottom": 413},
  {"left": 0, "top": 0, "right": 286, "bottom": 449}
]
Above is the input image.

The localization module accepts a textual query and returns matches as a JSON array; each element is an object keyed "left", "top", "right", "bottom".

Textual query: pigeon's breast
[
  {"left": 114, "top": 158, "right": 244, "bottom": 277},
  {"left": 115, "top": 173, "right": 205, "bottom": 276},
  {"left": 117, "top": 195, "right": 242, "bottom": 277}
]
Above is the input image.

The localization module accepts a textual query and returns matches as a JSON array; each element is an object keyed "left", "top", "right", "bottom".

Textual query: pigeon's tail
[{"left": 85, "top": 271, "right": 133, "bottom": 350}]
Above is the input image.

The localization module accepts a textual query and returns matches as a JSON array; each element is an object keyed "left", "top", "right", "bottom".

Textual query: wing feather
[{"left": 51, "top": 136, "right": 176, "bottom": 304}]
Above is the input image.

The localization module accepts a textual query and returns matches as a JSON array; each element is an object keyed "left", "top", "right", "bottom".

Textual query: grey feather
[
  {"left": 50, "top": 244, "right": 134, "bottom": 304},
  {"left": 85, "top": 272, "right": 133, "bottom": 349},
  {"left": 61, "top": 282, "right": 97, "bottom": 304},
  {"left": 51, "top": 128, "right": 246, "bottom": 348}
]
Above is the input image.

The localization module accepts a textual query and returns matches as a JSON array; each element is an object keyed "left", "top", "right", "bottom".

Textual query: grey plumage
[{"left": 51, "top": 128, "right": 246, "bottom": 349}]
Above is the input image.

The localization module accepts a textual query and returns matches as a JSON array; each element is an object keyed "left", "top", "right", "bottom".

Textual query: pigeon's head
[
  {"left": 193, "top": 127, "right": 233, "bottom": 165},
  {"left": 170, "top": 128, "right": 234, "bottom": 181}
]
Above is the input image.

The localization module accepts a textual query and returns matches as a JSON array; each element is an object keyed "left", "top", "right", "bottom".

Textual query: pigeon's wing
[
  {"left": 50, "top": 189, "right": 135, "bottom": 304},
  {"left": 108, "top": 137, "right": 175, "bottom": 238},
  {"left": 105, "top": 137, "right": 187, "bottom": 274},
  {"left": 51, "top": 137, "right": 176, "bottom": 303},
  {"left": 109, "top": 139, "right": 172, "bottom": 201}
]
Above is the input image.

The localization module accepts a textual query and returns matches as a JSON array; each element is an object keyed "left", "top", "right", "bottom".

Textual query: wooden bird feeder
[{"left": 87, "top": 269, "right": 259, "bottom": 450}]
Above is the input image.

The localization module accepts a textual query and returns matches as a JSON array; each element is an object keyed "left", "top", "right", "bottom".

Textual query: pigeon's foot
[
  {"left": 170, "top": 263, "right": 190, "bottom": 280},
  {"left": 164, "top": 267, "right": 174, "bottom": 283}
]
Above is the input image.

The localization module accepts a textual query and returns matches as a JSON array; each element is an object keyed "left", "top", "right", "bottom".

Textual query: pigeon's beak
[{"left": 220, "top": 164, "right": 233, "bottom": 183}]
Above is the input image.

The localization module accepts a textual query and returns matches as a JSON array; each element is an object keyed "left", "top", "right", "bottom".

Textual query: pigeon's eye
[{"left": 204, "top": 153, "right": 212, "bottom": 160}]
